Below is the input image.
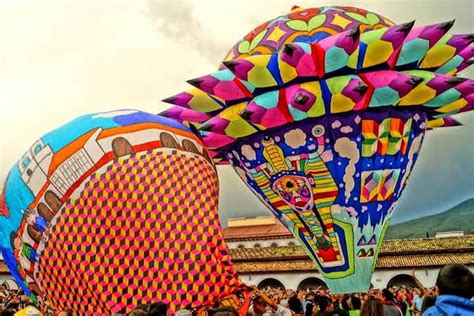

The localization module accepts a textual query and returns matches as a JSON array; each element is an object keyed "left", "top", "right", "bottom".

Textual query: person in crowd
[
  {"left": 208, "top": 306, "right": 239, "bottom": 316},
  {"left": 378, "top": 289, "right": 402, "bottom": 316},
  {"left": 349, "top": 295, "right": 361, "bottom": 316},
  {"left": 303, "top": 293, "right": 315, "bottom": 316},
  {"left": 423, "top": 263, "right": 474, "bottom": 315},
  {"left": 288, "top": 292, "right": 303, "bottom": 314},
  {"left": 313, "top": 296, "right": 332, "bottom": 316},
  {"left": 411, "top": 289, "right": 423, "bottom": 316},
  {"left": 360, "top": 298, "right": 384, "bottom": 316},
  {"left": 331, "top": 300, "right": 348, "bottom": 316},
  {"left": 248, "top": 286, "right": 292, "bottom": 316}
]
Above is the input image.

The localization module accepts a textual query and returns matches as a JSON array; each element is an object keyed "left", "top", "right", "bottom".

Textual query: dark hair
[
  {"left": 341, "top": 295, "right": 351, "bottom": 311},
  {"left": 253, "top": 296, "right": 266, "bottom": 306},
  {"left": 382, "top": 289, "right": 394, "bottom": 302},
  {"left": 208, "top": 306, "right": 238, "bottom": 316},
  {"left": 61, "top": 310, "right": 75, "bottom": 316},
  {"left": 436, "top": 264, "right": 473, "bottom": 298},
  {"left": 421, "top": 295, "right": 437, "bottom": 313},
  {"left": 316, "top": 296, "right": 331, "bottom": 312},
  {"left": 288, "top": 294, "right": 303, "bottom": 313},
  {"left": 360, "top": 299, "right": 383, "bottom": 316},
  {"left": 147, "top": 302, "right": 168, "bottom": 316},
  {"left": 351, "top": 295, "right": 361, "bottom": 310}
]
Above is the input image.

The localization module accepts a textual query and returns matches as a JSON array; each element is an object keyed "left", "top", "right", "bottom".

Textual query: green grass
[{"left": 385, "top": 198, "right": 474, "bottom": 239}]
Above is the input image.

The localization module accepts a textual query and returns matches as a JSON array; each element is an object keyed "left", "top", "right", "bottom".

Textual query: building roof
[
  {"left": 2, "top": 236, "right": 472, "bottom": 275},
  {"left": 232, "top": 253, "right": 474, "bottom": 273},
  {"left": 223, "top": 223, "right": 292, "bottom": 241},
  {"left": 229, "top": 235, "right": 474, "bottom": 273}
]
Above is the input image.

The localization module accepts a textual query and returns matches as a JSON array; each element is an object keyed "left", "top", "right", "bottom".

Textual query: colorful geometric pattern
[
  {"left": 159, "top": 5, "right": 472, "bottom": 293},
  {"left": 223, "top": 109, "right": 425, "bottom": 293},
  {"left": 221, "top": 6, "right": 395, "bottom": 61},
  {"left": 0, "top": 110, "right": 243, "bottom": 314},
  {"left": 161, "top": 7, "right": 473, "bottom": 163},
  {"left": 360, "top": 169, "right": 401, "bottom": 203},
  {"left": 361, "top": 118, "right": 412, "bottom": 157},
  {"left": 37, "top": 149, "right": 240, "bottom": 315}
]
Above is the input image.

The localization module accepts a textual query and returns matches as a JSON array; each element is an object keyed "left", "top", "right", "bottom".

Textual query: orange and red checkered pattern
[{"left": 37, "top": 148, "right": 241, "bottom": 315}]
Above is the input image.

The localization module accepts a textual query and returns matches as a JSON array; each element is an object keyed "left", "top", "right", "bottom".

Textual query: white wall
[
  {"left": 239, "top": 272, "right": 326, "bottom": 290},
  {"left": 238, "top": 266, "right": 472, "bottom": 291},
  {"left": 227, "top": 238, "right": 297, "bottom": 249}
]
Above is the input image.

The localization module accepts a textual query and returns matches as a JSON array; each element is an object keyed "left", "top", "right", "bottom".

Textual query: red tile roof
[
  {"left": 229, "top": 235, "right": 474, "bottom": 273},
  {"left": 223, "top": 223, "right": 292, "bottom": 241}
]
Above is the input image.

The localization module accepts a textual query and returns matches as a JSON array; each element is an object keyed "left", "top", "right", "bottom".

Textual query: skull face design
[{"left": 273, "top": 175, "right": 315, "bottom": 212}]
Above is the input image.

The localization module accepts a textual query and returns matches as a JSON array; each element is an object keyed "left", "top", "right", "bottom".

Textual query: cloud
[
  {"left": 241, "top": 144, "right": 256, "bottom": 161},
  {"left": 284, "top": 129, "right": 306, "bottom": 149},
  {"left": 334, "top": 137, "right": 360, "bottom": 203},
  {"left": 146, "top": 0, "right": 229, "bottom": 63},
  {"left": 340, "top": 126, "right": 353, "bottom": 134},
  {"left": 332, "top": 120, "right": 341, "bottom": 129}
]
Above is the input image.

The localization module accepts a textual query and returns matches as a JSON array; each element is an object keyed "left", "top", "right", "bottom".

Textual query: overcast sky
[{"left": 0, "top": 0, "right": 472, "bottom": 226}]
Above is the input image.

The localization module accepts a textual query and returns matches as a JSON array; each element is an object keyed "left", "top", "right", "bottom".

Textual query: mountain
[{"left": 385, "top": 198, "right": 474, "bottom": 239}]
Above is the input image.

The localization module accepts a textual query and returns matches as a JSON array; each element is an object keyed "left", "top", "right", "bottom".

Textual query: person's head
[
  {"left": 341, "top": 295, "right": 351, "bottom": 311},
  {"left": 381, "top": 289, "right": 394, "bottom": 302},
  {"left": 147, "top": 302, "right": 168, "bottom": 316},
  {"left": 58, "top": 310, "right": 75, "bottom": 316},
  {"left": 435, "top": 264, "right": 473, "bottom": 298},
  {"left": 360, "top": 298, "right": 383, "bottom": 316},
  {"left": 316, "top": 296, "right": 331, "bottom": 312},
  {"left": 351, "top": 296, "right": 361, "bottom": 310},
  {"left": 252, "top": 296, "right": 267, "bottom": 315},
  {"left": 208, "top": 306, "right": 238, "bottom": 316},
  {"left": 421, "top": 295, "right": 437, "bottom": 313}
]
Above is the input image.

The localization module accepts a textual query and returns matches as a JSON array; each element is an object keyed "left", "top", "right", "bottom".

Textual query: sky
[{"left": 0, "top": 0, "right": 472, "bottom": 227}]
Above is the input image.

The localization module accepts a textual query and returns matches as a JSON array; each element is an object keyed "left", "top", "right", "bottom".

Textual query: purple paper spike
[
  {"left": 279, "top": 44, "right": 316, "bottom": 78},
  {"left": 200, "top": 117, "right": 231, "bottom": 135},
  {"left": 382, "top": 21, "right": 415, "bottom": 49},
  {"left": 341, "top": 78, "right": 368, "bottom": 104},
  {"left": 187, "top": 75, "right": 221, "bottom": 95},
  {"left": 460, "top": 94, "right": 474, "bottom": 112},
  {"left": 223, "top": 59, "right": 255, "bottom": 81},
  {"left": 188, "top": 73, "right": 250, "bottom": 102},
  {"left": 280, "top": 44, "right": 306, "bottom": 67},
  {"left": 161, "top": 106, "right": 211, "bottom": 123},
  {"left": 245, "top": 101, "right": 267, "bottom": 124},
  {"left": 417, "top": 20, "right": 455, "bottom": 47},
  {"left": 362, "top": 71, "right": 420, "bottom": 97},
  {"left": 318, "top": 26, "right": 360, "bottom": 55},
  {"left": 454, "top": 78, "right": 474, "bottom": 96},
  {"left": 162, "top": 91, "right": 194, "bottom": 108},
  {"left": 446, "top": 34, "right": 474, "bottom": 53},
  {"left": 455, "top": 47, "right": 474, "bottom": 72},
  {"left": 426, "top": 73, "right": 466, "bottom": 93},
  {"left": 440, "top": 116, "right": 463, "bottom": 127},
  {"left": 201, "top": 132, "right": 235, "bottom": 149}
]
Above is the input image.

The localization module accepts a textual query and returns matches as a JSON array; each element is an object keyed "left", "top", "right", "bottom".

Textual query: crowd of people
[
  {"left": 0, "top": 264, "right": 472, "bottom": 315},
  {"left": 249, "top": 264, "right": 473, "bottom": 316}
]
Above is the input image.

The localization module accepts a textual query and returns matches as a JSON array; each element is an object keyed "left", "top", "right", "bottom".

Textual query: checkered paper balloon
[{"left": 0, "top": 110, "right": 243, "bottom": 315}]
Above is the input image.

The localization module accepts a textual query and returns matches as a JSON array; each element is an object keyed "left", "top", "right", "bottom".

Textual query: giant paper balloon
[
  {"left": 0, "top": 110, "right": 244, "bottom": 314},
  {"left": 161, "top": 6, "right": 474, "bottom": 292}
]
